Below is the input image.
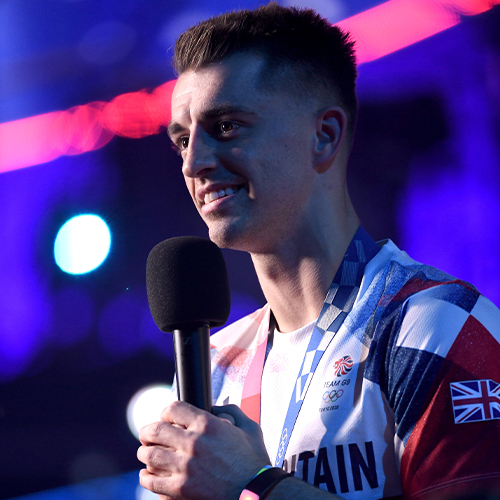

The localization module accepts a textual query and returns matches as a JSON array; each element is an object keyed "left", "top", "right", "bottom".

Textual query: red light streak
[
  {"left": 0, "top": 0, "right": 498, "bottom": 173},
  {"left": 338, "top": 0, "right": 498, "bottom": 64},
  {"left": 0, "top": 80, "right": 176, "bottom": 173}
]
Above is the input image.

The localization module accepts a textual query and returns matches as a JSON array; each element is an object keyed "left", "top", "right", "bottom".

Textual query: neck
[{"left": 250, "top": 199, "right": 359, "bottom": 333}]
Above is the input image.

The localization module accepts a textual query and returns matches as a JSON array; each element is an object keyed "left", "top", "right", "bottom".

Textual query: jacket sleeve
[{"left": 384, "top": 283, "right": 500, "bottom": 499}]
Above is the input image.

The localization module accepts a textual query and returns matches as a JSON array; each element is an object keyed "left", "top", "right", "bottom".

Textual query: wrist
[{"left": 239, "top": 466, "right": 290, "bottom": 500}]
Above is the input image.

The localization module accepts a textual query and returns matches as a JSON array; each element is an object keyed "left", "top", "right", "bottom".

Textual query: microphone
[{"left": 146, "top": 236, "right": 231, "bottom": 411}]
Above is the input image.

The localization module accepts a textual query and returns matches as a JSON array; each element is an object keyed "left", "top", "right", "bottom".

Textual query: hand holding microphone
[{"left": 139, "top": 237, "right": 272, "bottom": 499}]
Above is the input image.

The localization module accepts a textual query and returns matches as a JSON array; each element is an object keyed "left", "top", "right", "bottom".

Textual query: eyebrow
[{"left": 167, "top": 104, "right": 257, "bottom": 138}]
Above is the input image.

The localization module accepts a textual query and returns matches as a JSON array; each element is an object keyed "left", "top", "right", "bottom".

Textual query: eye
[
  {"left": 219, "top": 121, "right": 239, "bottom": 134},
  {"left": 170, "top": 136, "right": 189, "bottom": 156},
  {"left": 178, "top": 136, "right": 189, "bottom": 150}
]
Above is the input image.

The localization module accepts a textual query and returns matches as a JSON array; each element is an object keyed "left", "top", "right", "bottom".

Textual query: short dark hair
[{"left": 173, "top": 2, "right": 358, "bottom": 130}]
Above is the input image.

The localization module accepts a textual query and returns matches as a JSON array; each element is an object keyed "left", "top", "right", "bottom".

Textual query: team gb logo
[{"left": 333, "top": 355, "right": 353, "bottom": 377}]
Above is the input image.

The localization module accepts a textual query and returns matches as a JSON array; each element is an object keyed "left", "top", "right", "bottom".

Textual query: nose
[{"left": 182, "top": 128, "right": 218, "bottom": 179}]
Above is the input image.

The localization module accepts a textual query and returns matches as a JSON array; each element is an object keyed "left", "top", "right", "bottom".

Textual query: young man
[{"left": 137, "top": 4, "right": 500, "bottom": 500}]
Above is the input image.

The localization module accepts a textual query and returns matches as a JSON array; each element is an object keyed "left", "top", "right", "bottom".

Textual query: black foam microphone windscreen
[
  {"left": 146, "top": 236, "right": 231, "bottom": 410},
  {"left": 146, "top": 236, "right": 231, "bottom": 332}
]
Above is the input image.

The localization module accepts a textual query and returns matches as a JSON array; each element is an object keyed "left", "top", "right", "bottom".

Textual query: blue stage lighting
[{"left": 54, "top": 214, "right": 111, "bottom": 274}]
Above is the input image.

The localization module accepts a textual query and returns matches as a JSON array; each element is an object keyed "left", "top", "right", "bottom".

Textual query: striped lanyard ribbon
[{"left": 273, "top": 227, "right": 380, "bottom": 467}]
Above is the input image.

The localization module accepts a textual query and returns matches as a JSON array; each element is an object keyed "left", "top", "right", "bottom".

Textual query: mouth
[{"left": 203, "top": 186, "right": 242, "bottom": 205}]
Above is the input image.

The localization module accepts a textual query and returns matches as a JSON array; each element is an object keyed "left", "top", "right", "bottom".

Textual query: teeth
[{"left": 204, "top": 187, "right": 238, "bottom": 204}]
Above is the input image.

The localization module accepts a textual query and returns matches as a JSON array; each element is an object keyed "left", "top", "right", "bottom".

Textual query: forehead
[{"left": 171, "top": 54, "right": 276, "bottom": 123}]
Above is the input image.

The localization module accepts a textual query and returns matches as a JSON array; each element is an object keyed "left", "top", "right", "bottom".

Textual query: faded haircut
[{"left": 173, "top": 2, "right": 358, "bottom": 132}]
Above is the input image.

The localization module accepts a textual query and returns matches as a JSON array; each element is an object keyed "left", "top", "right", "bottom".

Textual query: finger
[
  {"left": 137, "top": 444, "right": 176, "bottom": 472},
  {"left": 139, "top": 468, "right": 174, "bottom": 497},
  {"left": 139, "top": 420, "right": 184, "bottom": 447},
  {"left": 161, "top": 400, "right": 206, "bottom": 427}
]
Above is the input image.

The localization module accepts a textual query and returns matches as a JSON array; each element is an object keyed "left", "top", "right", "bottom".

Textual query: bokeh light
[
  {"left": 54, "top": 214, "right": 111, "bottom": 274},
  {"left": 127, "top": 384, "right": 174, "bottom": 440}
]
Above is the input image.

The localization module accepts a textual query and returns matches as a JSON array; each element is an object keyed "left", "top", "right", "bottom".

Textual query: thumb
[
  {"left": 213, "top": 405, "right": 262, "bottom": 436},
  {"left": 212, "top": 404, "right": 253, "bottom": 426},
  {"left": 215, "top": 412, "right": 236, "bottom": 425},
  {"left": 212, "top": 405, "right": 271, "bottom": 465}
]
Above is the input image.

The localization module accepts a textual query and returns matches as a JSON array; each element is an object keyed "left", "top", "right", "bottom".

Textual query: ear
[{"left": 312, "top": 106, "right": 347, "bottom": 174}]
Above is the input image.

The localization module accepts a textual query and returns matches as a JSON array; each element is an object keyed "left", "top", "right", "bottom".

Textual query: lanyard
[
  {"left": 269, "top": 227, "right": 380, "bottom": 467},
  {"left": 239, "top": 227, "right": 380, "bottom": 460}
]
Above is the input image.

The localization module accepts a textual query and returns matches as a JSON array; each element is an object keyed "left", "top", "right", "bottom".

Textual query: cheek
[
  {"left": 264, "top": 141, "right": 312, "bottom": 185},
  {"left": 183, "top": 177, "right": 197, "bottom": 203}
]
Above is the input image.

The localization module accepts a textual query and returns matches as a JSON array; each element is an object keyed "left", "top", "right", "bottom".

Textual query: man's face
[{"left": 169, "top": 54, "right": 319, "bottom": 253}]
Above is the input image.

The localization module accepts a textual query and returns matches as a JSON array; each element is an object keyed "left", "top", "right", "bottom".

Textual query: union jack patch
[
  {"left": 450, "top": 379, "right": 500, "bottom": 424},
  {"left": 333, "top": 355, "right": 353, "bottom": 377}
]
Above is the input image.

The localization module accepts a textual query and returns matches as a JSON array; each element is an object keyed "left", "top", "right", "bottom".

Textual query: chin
[
  {"left": 207, "top": 223, "right": 255, "bottom": 252},
  {"left": 207, "top": 227, "right": 240, "bottom": 250},
  {"left": 208, "top": 224, "right": 278, "bottom": 255}
]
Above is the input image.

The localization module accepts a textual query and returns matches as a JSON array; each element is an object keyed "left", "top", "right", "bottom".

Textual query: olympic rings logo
[{"left": 322, "top": 389, "right": 344, "bottom": 403}]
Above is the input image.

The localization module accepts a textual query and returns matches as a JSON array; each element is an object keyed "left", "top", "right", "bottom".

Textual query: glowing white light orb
[
  {"left": 54, "top": 214, "right": 111, "bottom": 274},
  {"left": 127, "top": 384, "right": 174, "bottom": 440}
]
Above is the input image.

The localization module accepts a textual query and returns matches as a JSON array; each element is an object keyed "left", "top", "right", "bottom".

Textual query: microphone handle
[{"left": 173, "top": 325, "right": 212, "bottom": 411}]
